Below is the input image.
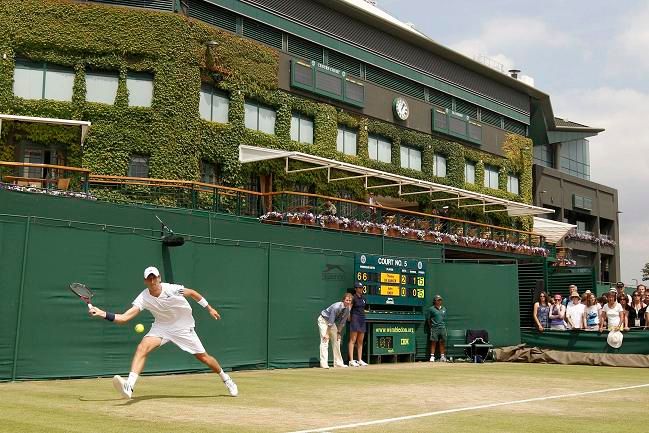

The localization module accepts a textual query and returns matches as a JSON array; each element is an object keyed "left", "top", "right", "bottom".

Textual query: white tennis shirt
[{"left": 132, "top": 283, "right": 195, "bottom": 331}]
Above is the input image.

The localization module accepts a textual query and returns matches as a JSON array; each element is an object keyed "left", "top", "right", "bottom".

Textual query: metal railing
[{"left": 0, "top": 161, "right": 91, "bottom": 192}]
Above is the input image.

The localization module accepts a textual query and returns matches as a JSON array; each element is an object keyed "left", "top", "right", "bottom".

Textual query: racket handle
[{"left": 87, "top": 303, "right": 93, "bottom": 309}]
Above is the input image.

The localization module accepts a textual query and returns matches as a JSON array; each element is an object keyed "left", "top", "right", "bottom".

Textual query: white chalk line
[{"left": 287, "top": 382, "right": 649, "bottom": 433}]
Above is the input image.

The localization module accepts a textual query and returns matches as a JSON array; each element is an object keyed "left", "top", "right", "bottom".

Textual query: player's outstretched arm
[
  {"left": 183, "top": 288, "right": 221, "bottom": 320},
  {"left": 89, "top": 305, "right": 140, "bottom": 324}
]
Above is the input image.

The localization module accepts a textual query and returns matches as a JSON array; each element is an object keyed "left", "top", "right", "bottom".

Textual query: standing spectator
[
  {"left": 628, "top": 291, "right": 646, "bottom": 329},
  {"left": 618, "top": 295, "right": 630, "bottom": 331},
  {"left": 549, "top": 293, "right": 566, "bottom": 330},
  {"left": 321, "top": 200, "right": 337, "bottom": 216},
  {"left": 598, "top": 295, "right": 608, "bottom": 308},
  {"left": 562, "top": 285, "right": 578, "bottom": 307},
  {"left": 348, "top": 282, "right": 367, "bottom": 367},
  {"left": 582, "top": 292, "right": 600, "bottom": 331},
  {"left": 427, "top": 295, "right": 448, "bottom": 362},
  {"left": 615, "top": 281, "right": 631, "bottom": 304},
  {"left": 636, "top": 284, "right": 646, "bottom": 300},
  {"left": 599, "top": 289, "right": 624, "bottom": 332},
  {"left": 565, "top": 291, "right": 585, "bottom": 330},
  {"left": 317, "top": 293, "right": 352, "bottom": 369},
  {"left": 532, "top": 291, "right": 550, "bottom": 332}
]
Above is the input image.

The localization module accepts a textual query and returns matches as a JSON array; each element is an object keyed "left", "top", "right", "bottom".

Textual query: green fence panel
[
  {"left": 521, "top": 329, "right": 649, "bottom": 354},
  {"left": 268, "top": 246, "right": 355, "bottom": 368},
  {"left": 429, "top": 262, "right": 520, "bottom": 347},
  {"left": 0, "top": 216, "right": 28, "bottom": 381}
]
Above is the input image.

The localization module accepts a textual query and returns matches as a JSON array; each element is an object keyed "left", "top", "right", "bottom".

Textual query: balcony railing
[
  {"left": 0, "top": 161, "right": 91, "bottom": 197},
  {"left": 0, "top": 166, "right": 548, "bottom": 256}
]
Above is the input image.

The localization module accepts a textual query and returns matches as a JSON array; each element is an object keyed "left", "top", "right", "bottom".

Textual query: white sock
[
  {"left": 127, "top": 372, "right": 139, "bottom": 388},
  {"left": 219, "top": 371, "right": 229, "bottom": 381}
]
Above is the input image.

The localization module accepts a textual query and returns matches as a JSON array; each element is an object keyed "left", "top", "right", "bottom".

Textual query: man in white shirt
[
  {"left": 565, "top": 291, "right": 585, "bottom": 329},
  {"left": 89, "top": 266, "right": 238, "bottom": 399}
]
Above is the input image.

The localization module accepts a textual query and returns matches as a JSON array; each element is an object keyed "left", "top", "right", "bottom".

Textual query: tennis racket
[{"left": 69, "top": 282, "right": 94, "bottom": 310}]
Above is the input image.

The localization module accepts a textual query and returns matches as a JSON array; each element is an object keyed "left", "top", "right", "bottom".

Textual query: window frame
[
  {"left": 126, "top": 71, "right": 154, "bottom": 107},
  {"left": 433, "top": 153, "right": 447, "bottom": 177},
  {"left": 128, "top": 155, "right": 150, "bottom": 178},
  {"left": 85, "top": 70, "right": 119, "bottom": 105},
  {"left": 336, "top": 125, "right": 357, "bottom": 156},
  {"left": 399, "top": 145, "right": 422, "bottom": 171},
  {"left": 244, "top": 100, "right": 276, "bottom": 135},
  {"left": 464, "top": 161, "right": 476, "bottom": 184},
  {"left": 367, "top": 134, "right": 392, "bottom": 163},
  {"left": 199, "top": 85, "right": 229, "bottom": 123},
  {"left": 290, "top": 112, "right": 314, "bottom": 144},
  {"left": 507, "top": 174, "right": 519, "bottom": 195},
  {"left": 13, "top": 60, "right": 75, "bottom": 102},
  {"left": 484, "top": 165, "right": 499, "bottom": 189}
]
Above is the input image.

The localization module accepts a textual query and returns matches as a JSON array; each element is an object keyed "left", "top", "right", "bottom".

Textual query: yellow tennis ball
[{"left": 134, "top": 323, "right": 145, "bottom": 333}]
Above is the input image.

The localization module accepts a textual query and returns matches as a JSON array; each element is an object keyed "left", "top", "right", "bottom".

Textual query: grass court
[{"left": 1, "top": 362, "right": 647, "bottom": 433}]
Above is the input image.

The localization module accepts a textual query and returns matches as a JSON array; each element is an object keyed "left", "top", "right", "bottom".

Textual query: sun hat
[
  {"left": 607, "top": 330, "right": 623, "bottom": 349},
  {"left": 615, "top": 281, "right": 625, "bottom": 288},
  {"left": 570, "top": 292, "right": 580, "bottom": 298},
  {"left": 354, "top": 282, "right": 364, "bottom": 289},
  {"left": 433, "top": 294, "right": 443, "bottom": 301}
]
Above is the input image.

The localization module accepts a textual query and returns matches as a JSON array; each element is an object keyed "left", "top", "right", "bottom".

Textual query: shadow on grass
[{"left": 79, "top": 394, "right": 227, "bottom": 404}]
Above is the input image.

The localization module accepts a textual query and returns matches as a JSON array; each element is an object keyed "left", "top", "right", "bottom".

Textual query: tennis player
[{"left": 89, "top": 266, "right": 238, "bottom": 399}]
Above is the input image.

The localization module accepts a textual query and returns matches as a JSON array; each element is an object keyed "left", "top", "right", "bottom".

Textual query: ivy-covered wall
[{"left": 0, "top": 0, "right": 533, "bottom": 228}]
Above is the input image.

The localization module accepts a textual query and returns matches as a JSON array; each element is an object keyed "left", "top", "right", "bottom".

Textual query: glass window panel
[
  {"left": 44, "top": 67, "right": 75, "bottom": 101},
  {"left": 378, "top": 139, "right": 391, "bottom": 163},
  {"left": 344, "top": 130, "right": 356, "bottom": 155},
  {"left": 128, "top": 156, "right": 149, "bottom": 178},
  {"left": 212, "top": 93, "right": 229, "bottom": 123},
  {"left": 434, "top": 154, "right": 446, "bottom": 177},
  {"left": 86, "top": 72, "right": 118, "bottom": 104},
  {"left": 258, "top": 106, "right": 276, "bottom": 134},
  {"left": 400, "top": 146, "right": 409, "bottom": 168},
  {"left": 199, "top": 86, "right": 212, "bottom": 120},
  {"left": 465, "top": 162, "right": 475, "bottom": 184},
  {"left": 127, "top": 73, "right": 153, "bottom": 107},
  {"left": 336, "top": 128, "right": 344, "bottom": 153},
  {"left": 300, "top": 117, "right": 313, "bottom": 144},
  {"left": 410, "top": 149, "right": 422, "bottom": 171},
  {"left": 290, "top": 115, "right": 300, "bottom": 141},
  {"left": 13, "top": 63, "right": 43, "bottom": 99},
  {"left": 368, "top": 136, "right": 378, "bottom": 160},
  {"left": 508, "top": 175, "right": 519, "bottom": 194},
  {"left": 244, "top": 102, "right": 258, "bottom": 130}
]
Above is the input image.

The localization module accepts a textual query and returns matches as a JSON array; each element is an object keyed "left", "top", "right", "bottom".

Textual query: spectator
[
  {"left": 582, "top": 292, "right": 600, "bottom": 331},
  {"left": 549, "top": 293, "right": 566, "bottom": 330},
  {"left": 427, "top": 294, "right": 448, "bottom": 362},
  {"left": 615, "top": 281, "right": 631, "bottom": 304},
  {"left": 532, "top": 291, "right": 550, "bottom": 332},
  {"left": 348, "top": 282, "right": 367, "bottom": 367},
  {"left": 628, "top": 291, "right": 646, "bottom": 329},
  {"left": 600, "top": 289, "right": 624, "bottom": 332},
  {"left": 598, "top": 295, "right": 608, "bottom": 308},
  {"left": 562, "top": 285, "right": 578, "bottom": 307},
  {"left": 637, "top": 284, "right": 646, "bottom": 300},
  {"left": 321, "top": 200, "right": 337, "bottom": 216},
  {"left": 317, "top": 292, "right": 352, "bottom": 369},
  {"left": 618, "top": 295, "right": 630, "bottom": 331},
  {"left": 565, "top": 291, "right": 585, "bottom": 330}
]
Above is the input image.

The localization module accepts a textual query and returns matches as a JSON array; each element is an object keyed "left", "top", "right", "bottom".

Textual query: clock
[{"left": 393, "top": 97, "right": 409, "bottom": 120}]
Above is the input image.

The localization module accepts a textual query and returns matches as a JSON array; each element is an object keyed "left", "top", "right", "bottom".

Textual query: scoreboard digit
[{"left": 354, "top": 254, "right": 426, "bottom": 306}]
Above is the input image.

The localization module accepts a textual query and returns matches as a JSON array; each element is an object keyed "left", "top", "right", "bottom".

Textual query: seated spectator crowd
[{"left": 533, "top": 283, "right": 648, "bottom": 332}]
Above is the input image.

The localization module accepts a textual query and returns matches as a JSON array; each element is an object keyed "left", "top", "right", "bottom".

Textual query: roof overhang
[
  {"left": 0, "top": 114, "right": 91, "bottom": 144},
  {"left": 239, "top": 145, "right": 555, "bottom": 217},
  {"left": 532, "top": 217, "right": 576, "bottom": 244}
]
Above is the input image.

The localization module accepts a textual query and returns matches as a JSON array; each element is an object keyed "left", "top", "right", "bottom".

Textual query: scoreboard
[{"left": 354, "top": 253, "right": 426, "bottom": 306}]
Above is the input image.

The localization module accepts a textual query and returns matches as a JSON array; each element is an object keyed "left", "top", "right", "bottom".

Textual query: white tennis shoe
[
  {"left": 349, "top": 360, "right": 359, "bottom": 367},
  {"left": 358, "top": 360, "right": 368, "bottom": 366},
  {"left": 429, "top": 355, "right": 435, "bottom": 362},
  {"left": 112, "top": 375, "right": 133, "bottom": 399},
  {"left": 224, "top": 377, "right": 238, "bottom": 397}
]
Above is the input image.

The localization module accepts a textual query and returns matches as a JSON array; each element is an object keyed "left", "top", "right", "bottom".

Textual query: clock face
[{"left": 393, "top": 97, "right": 409, "bottom": 120}]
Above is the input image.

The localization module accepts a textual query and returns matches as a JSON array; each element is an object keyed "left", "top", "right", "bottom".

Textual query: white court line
[{"left": 287, "top": 383, "right": 649, "bottom": 433}]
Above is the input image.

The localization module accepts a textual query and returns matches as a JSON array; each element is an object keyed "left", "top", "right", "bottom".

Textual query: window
[
  {"left": 533, "top": 143, "right": 554, "bottom": 168},
  {"left": 336, "top": 125, "right": 357, "bottom": 156},
  {"left": 200, "top": 161, "right": 220, "bottom": 184},
  {"left": 244, "top": 101, "right": 276, "bottom": 134},
  {"left": 290, "top": 113, "right": 314, "bottom": 144},
  {"left": 559, "top": 139, "right": 590, "bottom": 180},
  {"left": 199, "top": 85, "right": 229, "bottom": 123},
  {"left": 507, "top": 174, "right": 519, "bottom": 195},
  {"left": 400, "top": 146, "right": 421, "bottom": 171},
  {"left": 433, "top": 154, "right": 446, "bottom": 177},
  {"left": 432, "top": 108, "right": 481, "bottom": 145},
  {"left": 484, "top": 165, "right": 499, "bottom": 189},
  {"left": 128, "top": 155, "right": 149, "bottom": 178},
  {"left": 126, "top": 72, "right": 153, "bottom": 107},
  {"left": 13, "top": 60, "right": 74, "bottom": 101},
  {"left": 368, "top": 134, "right": 391, "bottom": 163},
  {"left": 464, "top": 161, "right": 476, "bottom": 184},
  {"left": 86, "top": 71, "right": 119, "bottom": 104}
]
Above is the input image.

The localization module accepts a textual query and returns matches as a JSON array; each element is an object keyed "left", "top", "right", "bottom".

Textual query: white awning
[
  {"left": 239, "top": 145, "right": 555, "bottom": 217},
  {"left": 0, "top": 114, "right": 91, "bottom": 144},
  {"left": 533, "top": 217, "right": 576, "bottom": 244}
]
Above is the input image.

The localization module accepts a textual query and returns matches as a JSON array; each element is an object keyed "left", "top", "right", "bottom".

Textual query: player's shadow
[{"left": 122, "top": 394, "right": 229, "bottom": 405}]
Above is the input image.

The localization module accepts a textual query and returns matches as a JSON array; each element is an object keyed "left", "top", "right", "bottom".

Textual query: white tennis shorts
[{"left": 146, "top": 326, "right": 206, "bottom": 354}]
